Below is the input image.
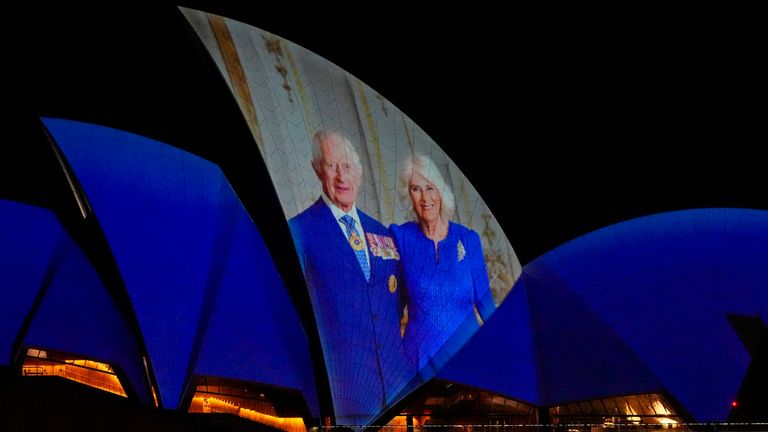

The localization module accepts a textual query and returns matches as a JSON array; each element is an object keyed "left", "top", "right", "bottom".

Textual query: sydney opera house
[{"left": 2, "top": 3, "right": 767, "bottom": 432}]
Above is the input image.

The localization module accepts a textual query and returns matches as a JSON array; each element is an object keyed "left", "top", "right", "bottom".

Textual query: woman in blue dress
[{"left": 390, "top": 153, "right": 495, "bottom": 379}]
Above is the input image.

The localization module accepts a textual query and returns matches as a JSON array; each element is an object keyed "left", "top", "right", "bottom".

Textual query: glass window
[
  {"left": 550, "top": 393, "right": 684, "bottom": 426},
  {"left": 188, "top": 376, "right": 306, "bottom": 432},
  {"left": 22, "top": 347, "right": 126, "bottom": 397},
  {"left": 602, "top": 397, "right": 619, "bottom": 415},
  {"left": 578, "top": 401, "right": 592, "bottom": 414},
  {"left": 590, "top": 399, "right": 606, "bottom": 414}
]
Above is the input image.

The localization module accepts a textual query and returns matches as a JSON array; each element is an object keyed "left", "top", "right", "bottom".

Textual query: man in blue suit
[{"left": 288, "top": 130, "right": 411, "bottom": 425}]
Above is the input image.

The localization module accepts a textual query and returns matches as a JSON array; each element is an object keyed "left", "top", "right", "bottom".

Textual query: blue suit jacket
[{"left": 289, "top": 198, "right": 412, "bottom": 424}]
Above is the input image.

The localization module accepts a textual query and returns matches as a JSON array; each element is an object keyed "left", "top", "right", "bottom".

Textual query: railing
[
  {"left": 312, "top": 423, "right": 768, "bottom": 432},
  {"left": 22, "top": 366, "right": 46, "bottom": 376},
  {"left": 57, "top": 367, "right": 126, "bottom": 396}
]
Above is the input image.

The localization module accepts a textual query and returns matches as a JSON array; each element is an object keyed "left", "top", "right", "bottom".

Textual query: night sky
[{"left": 2, "top": 2, "right": 766, "bottom": 264}]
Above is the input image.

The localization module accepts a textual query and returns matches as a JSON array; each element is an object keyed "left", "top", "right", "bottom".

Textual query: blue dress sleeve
[
  {"left": 388, "top": 223, "right": 401, "bottom": 244},
  {"left": 468, "top": 229, "right": 495, "bottom": 322}
]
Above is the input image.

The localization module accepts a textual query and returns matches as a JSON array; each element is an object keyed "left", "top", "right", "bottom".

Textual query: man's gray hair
[
  {"left": 310, "top": 129, "right": 362, "bottom": 172},
  {"left": 398, "top": 153, "right": 456, "bottom": 221}
]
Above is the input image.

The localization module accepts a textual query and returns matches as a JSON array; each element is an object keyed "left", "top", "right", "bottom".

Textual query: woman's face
[{"left": 409, "top": 170, "right": 442, "bottom": 224}]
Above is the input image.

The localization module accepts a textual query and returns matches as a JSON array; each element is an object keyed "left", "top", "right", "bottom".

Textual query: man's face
[{"left": 315, "top": 136, "right": 361, "bottom": 212}]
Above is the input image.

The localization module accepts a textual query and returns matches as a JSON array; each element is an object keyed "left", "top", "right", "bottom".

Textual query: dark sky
[{"left": 2, "top": 2, "right": 767, "bottom": 264}]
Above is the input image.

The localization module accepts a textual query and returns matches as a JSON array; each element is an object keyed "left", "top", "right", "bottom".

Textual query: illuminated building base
[
  {"left": 22, "top": 348, "right": 127, "bottom": 397},
  {"left": 188, "top": 376, "right": 307, "bottom": 432}
]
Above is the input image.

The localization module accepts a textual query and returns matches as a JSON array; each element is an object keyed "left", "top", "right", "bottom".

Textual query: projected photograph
[{"left": 182, "top": 7, "right": 522, "bottom": 425}]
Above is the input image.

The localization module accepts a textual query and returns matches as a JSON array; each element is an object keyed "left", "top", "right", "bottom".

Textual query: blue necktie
[{"left": 340, "top": 215, "right": 370, "bottom": 281}]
